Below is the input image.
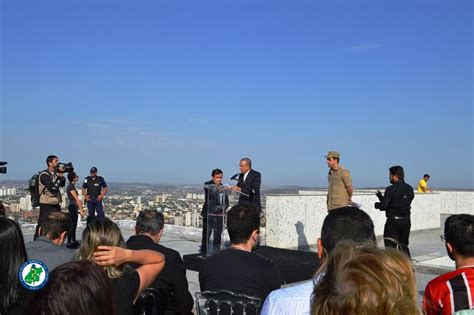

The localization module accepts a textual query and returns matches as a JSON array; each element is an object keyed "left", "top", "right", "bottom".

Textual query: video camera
[
  {"left": 56, "top": 162, "right": 74, "bottom": 173},
  {"left": 0, "top": 161, "right": 7, "bottom": 174}
]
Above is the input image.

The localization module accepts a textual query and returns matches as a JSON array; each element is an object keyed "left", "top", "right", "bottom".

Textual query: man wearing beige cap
[{"left": 326, "top": 151, "right": 353, "bottom": 211}]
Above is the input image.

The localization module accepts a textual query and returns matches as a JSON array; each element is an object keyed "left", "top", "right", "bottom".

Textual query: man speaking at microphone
[{"left": 231, "top": 158, "right": 262, "bottom": 213}]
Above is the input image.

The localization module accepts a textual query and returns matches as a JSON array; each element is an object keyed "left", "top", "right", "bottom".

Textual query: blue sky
[{"left": 1, "top": 0, "right": 472, "bottom": 188}]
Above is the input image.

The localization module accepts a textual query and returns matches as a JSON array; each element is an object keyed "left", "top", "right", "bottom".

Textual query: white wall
[{"left": 265, "top": 190, "right": 474, "bottom": 249}]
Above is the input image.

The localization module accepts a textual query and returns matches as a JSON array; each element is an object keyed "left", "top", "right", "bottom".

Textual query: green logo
[
  {"left": 24, "top": 264, "right": 44, "bottom": 285},
  {"left": 19, "top": 259, "right": 49, "bottom": 290}
]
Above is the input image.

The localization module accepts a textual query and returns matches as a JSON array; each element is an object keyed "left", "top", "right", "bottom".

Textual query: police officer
[
  {"left": 326, "top": 151, "right": 353, "bottom": 211},
  {"left": 82, "top": 167, "right": 108, "bottom": 222},
  {"left": 375, "top": 165, "right": 415, "bottom": 258}
]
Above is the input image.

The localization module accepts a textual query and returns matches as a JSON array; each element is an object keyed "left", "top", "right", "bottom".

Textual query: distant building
[
  {"left": 10, "top": 203, "right": 20, "bottom": 212},
  {"left": 192, "top": 207, "right": 198, "bottom": 227},
  {"left": 0, "top": 187, "right": 16, "bottom": 196},
  {"left": 19, "top": 197, "right": 32, "bottom": 211},
  {"left": 185, "top": 212, "right": 192, "bottom": 226},
  {"left": 174, "top": 216, "right": 184, "bottom": 226}
]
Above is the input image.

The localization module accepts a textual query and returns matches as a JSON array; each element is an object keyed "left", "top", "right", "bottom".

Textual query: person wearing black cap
[{"left": 82, "top": 167, "right": 108, "bottom": 222}]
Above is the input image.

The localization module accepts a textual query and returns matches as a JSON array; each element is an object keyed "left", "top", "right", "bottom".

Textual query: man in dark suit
[
  {"left": 201, "top": 169, "right": 229, "bottom": 255},
  {"left": 126, "top": 210, "right": 194, "bottom": 315},
  {"left": 232, "top": 157, "right": 262, "bottom": 212}
]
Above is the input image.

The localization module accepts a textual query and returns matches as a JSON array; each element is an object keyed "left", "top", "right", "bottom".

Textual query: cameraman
[
  {"left": 34, "top": 155, "right": 66, "bottom": 240},
  {"left": 374, "top": 165, "right": 414, "bottom": 258}
]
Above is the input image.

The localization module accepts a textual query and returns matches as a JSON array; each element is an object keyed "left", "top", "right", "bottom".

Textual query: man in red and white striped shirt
[{"left": 423, "top": 214, "right": 474, "bottom": 315}]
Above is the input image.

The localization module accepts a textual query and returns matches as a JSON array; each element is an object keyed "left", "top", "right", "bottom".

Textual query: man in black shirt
[
  {"left": 34, "top": 155, "right": 66, "bottom": 239},
  {"left": 199, "top": 203, "right": 281, "bottom": 303},
  {"left": 375, "top": 165, "right": 415, "bottom": 257},
  {"left": 126, "top": 210, "right": 194, "bottom": 315},
  {"left": 201, "top": 168, "right": 229, "bottom": 255},
  {"left": 82, "top": 167, "right": 108, "bottom": 222}
]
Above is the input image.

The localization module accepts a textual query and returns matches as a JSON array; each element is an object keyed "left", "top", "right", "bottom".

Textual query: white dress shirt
[{"left": 260, "top": 273, "right": 324, "bottom": 315}]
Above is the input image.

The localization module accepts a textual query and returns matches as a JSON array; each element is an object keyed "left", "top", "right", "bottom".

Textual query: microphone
[{"left": 231, "top": 173, "right": 239, "bottom": 181}]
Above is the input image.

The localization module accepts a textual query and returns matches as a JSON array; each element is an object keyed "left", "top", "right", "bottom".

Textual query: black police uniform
[
  {"left": 375, "top": 180, "right": 415, "bottom": 257},
  {"left": 83, "top": 175, "right": 107, "bottom": 222}
]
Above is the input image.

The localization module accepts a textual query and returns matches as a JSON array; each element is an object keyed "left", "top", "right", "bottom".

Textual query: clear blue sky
[{"left": 1, "top": 0, "right": 472, "bottom": 188}]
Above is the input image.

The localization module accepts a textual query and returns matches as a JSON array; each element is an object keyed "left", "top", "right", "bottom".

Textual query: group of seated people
[
  {"left": 0, "top": 204, "right": 472, "bottom": 314},
  {"left": 0, "top": 210, "right": 193, "bottom": 315},
  {"left": 197, "top": 205, "right": 473, "bottom": 315}
]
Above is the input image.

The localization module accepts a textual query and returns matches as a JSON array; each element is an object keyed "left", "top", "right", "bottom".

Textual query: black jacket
[
  {"left": 376, "top": 180, "right": 415, "bottom": 218},
  {"left": 237, "top": 169, "right": 262, "bottom": 210},
  {"left": 201, "top": 180, "right": 229, "bottom": 218},
  {"left": 126, "top": 235, "right": 194, "bottom": 315}
]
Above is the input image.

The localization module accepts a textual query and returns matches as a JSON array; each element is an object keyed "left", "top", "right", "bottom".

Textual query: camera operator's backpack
[{"left": 28, "top": 171, "right": 47, "bottom": 208}]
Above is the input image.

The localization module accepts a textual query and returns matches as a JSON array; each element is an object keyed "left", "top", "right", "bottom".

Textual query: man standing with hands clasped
[
  {"left": 326, "top": 151, "right": 353, "bottom": 211},
  {"left": 82, "top": 167, "right": 108, "bottom": 222}
]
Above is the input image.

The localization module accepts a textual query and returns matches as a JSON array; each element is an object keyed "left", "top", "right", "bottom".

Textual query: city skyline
[{"left": 1, "top": 1, "right": 472, "bottom": 188}]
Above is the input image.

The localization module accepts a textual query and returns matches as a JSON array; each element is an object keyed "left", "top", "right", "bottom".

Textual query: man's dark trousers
[
  {"left": 87, "top": 198, "right": 104, "bottom": 221},
  {"left": 201, "top": 215, "right": 223, "bottom": 255},
  {"left": 34, "top": 204, "right": 61, "bottom": 240},
  {"left": 384, "top": 217, "right": 411, "bottom": 258}
]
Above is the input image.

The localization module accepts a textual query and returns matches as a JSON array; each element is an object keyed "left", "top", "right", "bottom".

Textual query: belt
[{"left": 389, "top": 216, "right": 410, "bottom": 220}]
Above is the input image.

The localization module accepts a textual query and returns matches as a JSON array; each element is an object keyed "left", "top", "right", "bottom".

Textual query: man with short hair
[
  {"left": 126, "top": 210, "right": 194, "bottom": 315},
  {"left": 34, "top": 155, "right": 66, "bottom": 239},
  {"left": 261, "top": 206, "right": 376, "bottom": 315},
  {"left": 423, "top": 214, "right": 474, "bottom": 315},
  {"left": 232, "top": 158, "right": 262, "bottom": 212},
  {"left": 201, "top": 169, "right": 229, "bottom": 255},
  {"left": 199, "top": 204, "right": 281, "bottom": 302},
  {"left": 325, "top": 151, "right": 353, "bottom": 211},
  {"left": 26, "top": 212, "right": 74, "bottom": 271},
  {"left": 82, "top": 167, "right": 108, "bottom": 222},
  {"left": 375, "top": 165, "right": 415, "bottom": 257},
  {"left": 417, "top": 174, "right": 431, "bottom": 193}
]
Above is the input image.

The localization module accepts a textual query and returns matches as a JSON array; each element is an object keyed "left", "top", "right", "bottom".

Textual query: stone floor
[{"left": 22, "top": 226, "right": 450, "bottom": 312}]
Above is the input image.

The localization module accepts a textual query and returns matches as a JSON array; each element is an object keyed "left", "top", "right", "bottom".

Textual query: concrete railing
[{"left": 265, "top": 190, "right": 473, "bottom": 249}]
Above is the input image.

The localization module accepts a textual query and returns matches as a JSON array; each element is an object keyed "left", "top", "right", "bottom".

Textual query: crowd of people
[
  {"left": 0, "top": 154, "right": 472, "bottom": 315},
  {"left": 1, "top": 205, "right": 472, "bottom": 315}
]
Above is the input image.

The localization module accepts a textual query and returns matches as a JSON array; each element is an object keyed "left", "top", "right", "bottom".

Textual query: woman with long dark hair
[
  {"left": 0, "top": 217, "right": 28, "bottom": 314},
  {"left": 26, "top": 261, "right": 115, "bottom": 315}
]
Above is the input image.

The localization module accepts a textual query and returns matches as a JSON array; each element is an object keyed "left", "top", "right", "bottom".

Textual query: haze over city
[{"left": 1, "top": 0, "right": 472, "bottom": 188}]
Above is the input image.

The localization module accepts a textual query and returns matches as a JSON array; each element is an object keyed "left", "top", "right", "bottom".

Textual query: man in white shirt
[{"left": 261, "top": 206, "right": 376, "bottom": 315}]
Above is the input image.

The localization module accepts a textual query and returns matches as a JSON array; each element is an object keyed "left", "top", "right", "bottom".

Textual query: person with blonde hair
[
  {"left": 311, "top": 244, "right": 419, "bottom": 315},
  {"left": 262, "top": 206, "right": 376, "bottom": 315},
  {"left": 78, "top": 218, "right": 165, "bottom": 315}
]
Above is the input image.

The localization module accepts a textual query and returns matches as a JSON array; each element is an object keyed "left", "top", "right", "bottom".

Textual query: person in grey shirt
[{"left": 26, "top": 211, "right": 74, "bottom": 271}]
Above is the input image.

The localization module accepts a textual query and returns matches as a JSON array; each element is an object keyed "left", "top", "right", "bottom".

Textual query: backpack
[{"left": 28, "top": 170, "right": 47, "bottom": 208}]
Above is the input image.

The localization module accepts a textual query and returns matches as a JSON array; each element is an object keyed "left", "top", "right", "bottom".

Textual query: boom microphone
[{"left": 231, "top": 173, "right": 239, "bottom": 181}]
